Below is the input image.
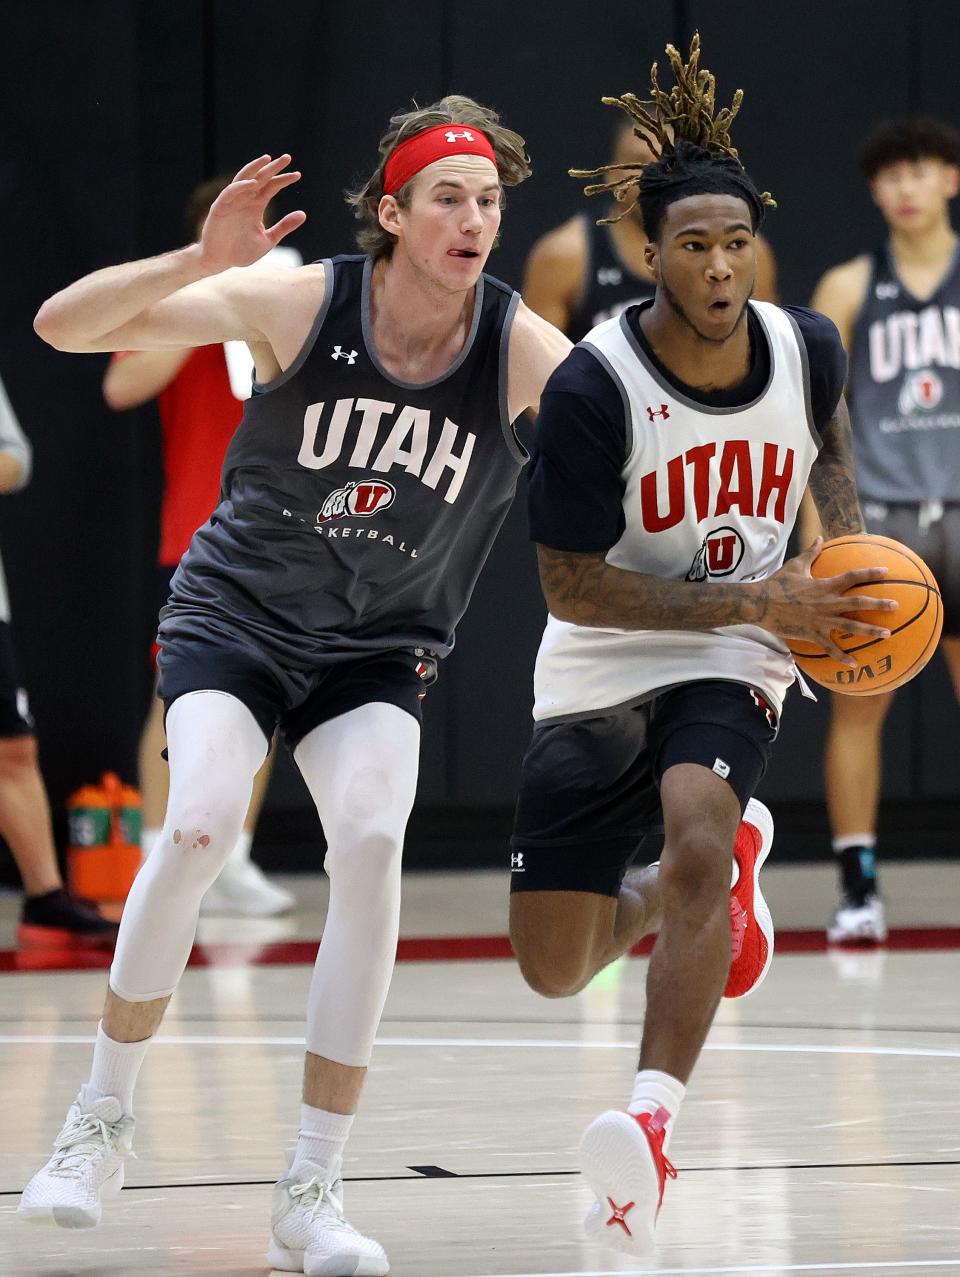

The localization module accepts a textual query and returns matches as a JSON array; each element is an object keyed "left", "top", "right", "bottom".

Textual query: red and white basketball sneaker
[
  {"left": 580, "top": 1106, "right": 677, "bottom": 1260},
  {"left": 724, "top": 797, "right": 775, "bottom": 998}
]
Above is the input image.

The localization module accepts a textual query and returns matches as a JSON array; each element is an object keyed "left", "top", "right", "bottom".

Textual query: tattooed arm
[
  {"left": 536, "top": 539, "right": 896, "bottom": 665},
  {"left": 806, "top": 394, "right": 865, "bottom": 539}
]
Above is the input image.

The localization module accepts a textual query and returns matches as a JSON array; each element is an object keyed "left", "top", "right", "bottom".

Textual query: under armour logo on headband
[{"left": 383, "top": 123, "right": 497, "bottom": 195}]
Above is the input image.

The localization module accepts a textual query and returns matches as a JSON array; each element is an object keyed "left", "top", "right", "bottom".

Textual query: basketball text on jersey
[{"left": 298, "top": 398, "right": 475, "bottom": 505}]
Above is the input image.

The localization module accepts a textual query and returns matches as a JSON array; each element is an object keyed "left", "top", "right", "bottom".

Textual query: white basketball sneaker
[
  {"left": 580, "top": 1106, "right": 677, "bottom": 1261},
  {"left": 200, "top": 848, "right": 295, "bottom": 917},
  {"left": 18, "top": 1087, "right": 134, "bottom": 1228},
  {"left": 828, "top": 893, "right": 888, "bottom": 944},
  {"left": 268, "top": 1160, "right": 389, "bottom": 1276}
]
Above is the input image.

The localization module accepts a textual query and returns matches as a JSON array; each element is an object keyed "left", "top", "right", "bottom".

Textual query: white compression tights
[
  {"left": 294, "top": 702, "right": 420, "bottom": 1067},
  {"left": 110, "top": 692, "right": 420, "bottom": 1070},
  {"left": 110, "top": 691, "right": 269, "bottom": 1001}
]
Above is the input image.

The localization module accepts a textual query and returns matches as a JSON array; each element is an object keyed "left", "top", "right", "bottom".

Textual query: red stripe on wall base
[{"left": 1, "top": 926, "right": 960, "bottom": 974}]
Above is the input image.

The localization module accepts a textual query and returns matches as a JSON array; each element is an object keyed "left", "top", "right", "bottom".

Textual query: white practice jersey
[{"left": 533, "top": 301, "right": 822, "bottom": 721}]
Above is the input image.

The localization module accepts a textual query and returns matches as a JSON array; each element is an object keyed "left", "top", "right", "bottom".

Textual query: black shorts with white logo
[
  {"left": 158, "top": 631, "right": 437, "bottom": 751},
  {"left": 0, "top": 621, "right": 35, "bottom": 737},
  {"left": 862, "top": 500, "right": 960, "bottom": 636},
  {"left": 510, "top": 679, "right": 778, "bottom": 897}
]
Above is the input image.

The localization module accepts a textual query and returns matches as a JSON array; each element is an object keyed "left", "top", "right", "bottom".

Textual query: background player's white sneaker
[
  {"left": 268, "top": 1161, "right": 389, "bottom": 1276},
  {"left": 828, "top": 893, "right": 888, "bottom": 944},
  {"left": 200, "top": 855, "right": 295, "bottom": 917},
  {"left": 18, "top": 1086, "right": 133, "bottom": 1228}
]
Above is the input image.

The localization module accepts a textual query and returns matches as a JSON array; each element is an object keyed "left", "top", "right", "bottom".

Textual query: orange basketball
[{"left": 787, "top": 534, "right": 942, "bottom": 695}]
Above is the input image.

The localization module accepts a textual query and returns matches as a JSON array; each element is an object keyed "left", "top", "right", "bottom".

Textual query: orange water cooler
[{"left": 66, "top": 772, "right": 142, "bottom": 905}]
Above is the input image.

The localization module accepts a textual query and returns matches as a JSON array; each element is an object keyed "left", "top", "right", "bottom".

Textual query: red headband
[{"left": 382, "top": 123, "right": 497, "bottom": 196}]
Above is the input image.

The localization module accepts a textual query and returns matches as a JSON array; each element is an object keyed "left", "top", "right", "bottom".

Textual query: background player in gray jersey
[
  {"left": 22, "top": 98, "right": 569, "bottom": 1273},
  {"left": 806, "top": 116, "right": 960, "bottom": 944},
  {"left": 522, "top": 112, "right": 778, "bottom": 341}
]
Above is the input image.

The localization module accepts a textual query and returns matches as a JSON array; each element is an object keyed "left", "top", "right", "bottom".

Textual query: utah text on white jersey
[{"left": 533, "top": 301, "right": 821, "bottom": 722}]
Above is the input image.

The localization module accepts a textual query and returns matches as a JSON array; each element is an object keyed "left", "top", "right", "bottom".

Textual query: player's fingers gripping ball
[{"left": 788, "top": 534, "right": 943, "bottom": 695}]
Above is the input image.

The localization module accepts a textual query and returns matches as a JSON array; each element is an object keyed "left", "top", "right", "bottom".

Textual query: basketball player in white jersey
[
  {"left": 507, "top": 38, "right": 898, "bottom": 1261},
  {"left": 521, "top": 113, "right": 778, "bottom": 342},
  {"left": 804, "top": 116, "right": 960, "bottom": 944},
  {"left": 21, "top": 98, "right": 570, "bottom": 1274}
]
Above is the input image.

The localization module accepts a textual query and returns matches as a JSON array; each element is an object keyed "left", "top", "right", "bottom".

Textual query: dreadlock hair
[
  {"left": 570, "top": 32, "right": 775, "bottom": 243},
  {"left": 859, "top": 115, "right": 960, "bottom": 179}
]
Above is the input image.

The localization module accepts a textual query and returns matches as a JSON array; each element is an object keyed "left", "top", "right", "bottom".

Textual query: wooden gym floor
[{"left": 1, "top": 860, "right": 959, "bottom": 1276}]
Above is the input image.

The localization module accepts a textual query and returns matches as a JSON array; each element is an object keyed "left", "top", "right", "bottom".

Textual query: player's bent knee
[
  {"left": 515, "top": 945, "right": 592, "bottom": 999},
  {"left": 510, "top": 901, "right": 598, "bottom": 998},
  {"left": 660, "top": 825, "right": 731, "bottom": 906},
  {"left": 325, "top": 824, "right": 404, "bottom": 880},
  {"left": 157, "top": 800, "right": 247, "bottom": 869}
]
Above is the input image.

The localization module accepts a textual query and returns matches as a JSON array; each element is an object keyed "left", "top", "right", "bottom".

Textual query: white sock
[
  {"left": 832, "top": 833, "right": 875, "bottom": 853},
  {"left": 87, "top": 1022, "right": 152, "bottom": 1115},
  {"left": 628, "top": 1069, "right": 686, "bottom": 1149},
  {"left": 294, "top": 1103, "right": 354, "bottom": 1179},
  {"left": 140, "top": 827, "right": 162, "bottom": 862}
]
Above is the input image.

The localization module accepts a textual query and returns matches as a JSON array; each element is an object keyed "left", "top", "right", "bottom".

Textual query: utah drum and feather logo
[{"left": 316, "top": 479, "right": 396, "bottom": 523}]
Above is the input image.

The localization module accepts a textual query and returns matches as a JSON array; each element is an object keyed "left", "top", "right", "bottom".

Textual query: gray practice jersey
[
  {"left": 848, "top": 244, "right": 960, "bottom": 501},
  {"left": 159, "top": 255, "right": 525, "bottom": 668}
]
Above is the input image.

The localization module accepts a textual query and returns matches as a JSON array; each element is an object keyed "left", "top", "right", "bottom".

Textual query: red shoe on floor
[
  {"left": 17, "top": 889, "right": 119, "bottom": 949},
  {"left": 580, "top": 1106, "right": 677, "bottom": 1260},
  {"left": 724, "top": 798, "right": 775, "bottom": 998}
]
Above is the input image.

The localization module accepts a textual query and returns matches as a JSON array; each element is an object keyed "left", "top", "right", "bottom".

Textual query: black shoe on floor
[{"left": 17, "top": 889, "right": 120, "bottom": 949}]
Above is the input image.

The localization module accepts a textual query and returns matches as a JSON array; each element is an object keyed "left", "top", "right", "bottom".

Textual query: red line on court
[{"left": 2, "top": 927, "right": 960, "bottom": 974}]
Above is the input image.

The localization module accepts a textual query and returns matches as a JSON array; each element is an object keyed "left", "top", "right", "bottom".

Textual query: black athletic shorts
[
  {"left": 0, "top": 621, "right": 34, "bottom": 737},
  {"left": 158, "top": 632, "right": 438, "bottom": 751},
  {"left": 510, "top": 679, "right": 778, "bottom": 898},
  {"left": 863, "top": 500, "right": 960, "bottom": 636}
]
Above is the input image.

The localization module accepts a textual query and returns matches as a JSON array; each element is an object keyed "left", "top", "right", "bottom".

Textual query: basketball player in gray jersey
[
  {"left": 22, "top": 97, "right": 569, "bottom": 1273},
  {"left": 523, "top": 113, "right": 778, "bottom": 342},
  {"left": 807, "top": 116, "right": 960, "bottom": 944}
]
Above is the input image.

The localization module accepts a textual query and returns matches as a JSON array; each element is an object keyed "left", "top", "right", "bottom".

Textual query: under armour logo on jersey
[
  {"left": 511, "top": 852, "right": 525, "bottom": 871},
  {"left": 445, "top": 129, "right": 475, "bottom": 143},
  {"left": 646, "top": 403, "right": 670, "bottom": 422},
  {"left": 875, "top": 281, "right": 899, "bottom": 300},
  {"left": 597, "top": 266, "right": 623, "bottom": 286},
  {"left": 331, "top": 345, "right": 357, "bottom": 364}
]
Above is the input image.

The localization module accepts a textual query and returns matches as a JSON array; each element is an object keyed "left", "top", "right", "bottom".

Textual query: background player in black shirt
[
  {"left": 22, "top": 98, "right": 569, "bottom": 1273},
  {"left": 522, "top": 111, "right": 778, "bottom": 342}
]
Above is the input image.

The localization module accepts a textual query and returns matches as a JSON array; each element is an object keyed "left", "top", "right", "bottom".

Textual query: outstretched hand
[
  {"left": 198, "top": 155, "right": 307, "bottom": 272},
  {"left": 752, "top": 537, "right": 899, "bottom": 666}
]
